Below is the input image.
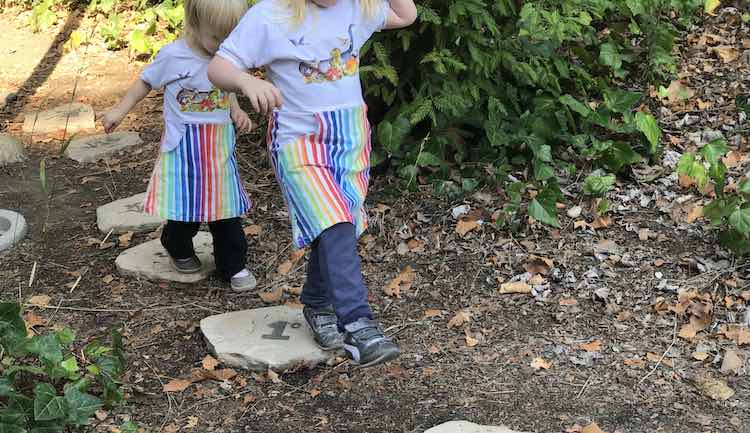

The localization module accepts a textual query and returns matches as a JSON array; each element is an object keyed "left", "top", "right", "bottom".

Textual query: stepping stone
[
  {"left": 97, "top": 193, "right": 162, "bottom": 234},
  {"left": 66, "top": 132, "right": 142, "bottom": 163},
  {"left": 0, "top": 210, "right": 27, "bottom": 252},
  {"left": 201, "top": 306, "right": 332, "bottom": 372},
  {"left": 0, "top": 134, "right": 26, "bottom": 166},
  {"left": 115, "top": 231, "right": 214, "bottom": 283},
  {"left": 22, "top": 102, "right": 95, "bottom": 134},
  {"left": 425, "top": 421, "right": 529, "bottom": 433}
]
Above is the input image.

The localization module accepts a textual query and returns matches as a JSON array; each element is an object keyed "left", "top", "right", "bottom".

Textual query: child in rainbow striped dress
[
  {"left": 102, "top": 0, "right": 258, "bottom": 292},
  {"left": 208, "top": 0, "right": 417, "bottom": 366}
]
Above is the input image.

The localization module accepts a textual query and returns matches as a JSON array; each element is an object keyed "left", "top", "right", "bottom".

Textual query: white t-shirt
[
  {"left": 218, "top": 0, "right": 388, "bottom": 144},
  {"left": 141, "top": 39, "right": 232, "bottom": 152}
]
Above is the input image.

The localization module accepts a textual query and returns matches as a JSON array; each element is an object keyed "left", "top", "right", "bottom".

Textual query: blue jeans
[{"left": 300, "top": 223, "right": 372, "bottom": 326}]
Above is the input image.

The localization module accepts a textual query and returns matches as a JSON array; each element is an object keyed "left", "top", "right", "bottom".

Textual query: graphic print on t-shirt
[
  {"left": 295, "top": 24, "right": 360, "bottom": 84},
  {"left": 176, "top": 87, "right": 230, "bottom": 112}
]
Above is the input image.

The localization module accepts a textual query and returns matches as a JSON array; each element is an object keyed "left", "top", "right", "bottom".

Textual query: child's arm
[
  {"left": 208, "top": 57, "right": 283, "bottom": 115},
  {"left": 384, "top": 0, "right": 418, "bottom": 29},
  {"left": 229, "top": 93, "right": 252, "bottom": 133},
  {"left": 102, "top": 79, "right": 151, "bottom": 133}
]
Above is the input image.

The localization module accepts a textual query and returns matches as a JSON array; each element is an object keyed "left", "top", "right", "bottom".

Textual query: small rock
[
  {"left": 452, "top": 205, "right": 471, "bottom": 220},
  {"left": 97, "top": 193, "right": 162, "bottom": 234},
  {"left": 200, "top": 306, "right": 333, "bottom": 372},
  {"left": 567, "top": 205, "right": 582, "bottom": 219},
  {"left": 66, "top": 132, "right": 142, "bottom": 163},
  {"left": 662, "top": 150, "right": 682, "bottom": 169},
  {"left": 424, "top": 421, "right": 529, "bottom": 433},
  {"left": 23, "top": 103, "right": 95, "bottom": 134},
  {"left": 720, "top": 349, "right": 743, "bottom": 374},
  {"left": 0, "top": 134, "right": 26, "bottom": 166},
  {"left": 675, "top": 114, "right": 701, "bottom": 128},
  {"left": 0, "top": 210, "right": 27, "bottom": 252},
  {"left": 115, "top": 232, "right": 215, "bottom": 283}
]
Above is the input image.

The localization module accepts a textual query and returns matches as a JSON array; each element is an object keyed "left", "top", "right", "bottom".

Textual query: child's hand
[
  {"left": 101, "top": 107, "right": 126, "bottom": 134},
  {"left": 231, "top": 107, "right": 253, "bottom": 133},
  {"left": 238, "top": 76, "right": 283, "bottom": 115}
]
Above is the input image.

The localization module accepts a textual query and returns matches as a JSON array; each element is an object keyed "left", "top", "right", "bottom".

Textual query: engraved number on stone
[{"left": 262, "top": 321, "right": 291, "bottom": 340}]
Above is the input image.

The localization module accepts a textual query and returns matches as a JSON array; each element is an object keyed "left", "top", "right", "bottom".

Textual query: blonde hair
[
  {"left": 284, "top": 0, "right": 377, "bottom": 27},
  {"left": 184, "top": 0, "right": 248, "bottom": 56}
]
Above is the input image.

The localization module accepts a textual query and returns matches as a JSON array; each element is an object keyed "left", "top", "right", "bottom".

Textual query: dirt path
[{"left": 1, "top": 6, "right": 749, "bottom": 433}]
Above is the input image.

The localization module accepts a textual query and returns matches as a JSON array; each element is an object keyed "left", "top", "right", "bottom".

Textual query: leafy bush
[
  {"left": 362, "top": 0, "right": 701, "bottom": 226},
  {"left": 0, "top": 302, "right": 129, "bottom": 432}
]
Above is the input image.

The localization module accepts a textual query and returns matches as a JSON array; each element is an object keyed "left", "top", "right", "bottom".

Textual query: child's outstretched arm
[
  {"left": 208, "top": 57, "right": 283, "bottom": 115},
  {"left": 384, "top": 0, "right": 418, "bottom": 29},
  {"left": 102, "top": 79, "right": 151, "bottom": 133}
]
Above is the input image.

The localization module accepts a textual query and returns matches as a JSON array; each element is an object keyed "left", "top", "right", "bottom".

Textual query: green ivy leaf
[
  {"left": 699, "top": 138, "right": 729, "bottom": 165},
  {"left": 26, "top": 335, "right": 63, "bottom": 365},
  {"left": 704, "top": 197, "right": 741, "bottom": 225},
  {"left": 64, "top": 388, "right": 102, "bottom": 426},
  {"left": 528, "top": 198, "right": 560, "bottom": 228},
  {"left": 738, "top": 179, "right": 750, "bottom": 194},
  {"left": 599, "top": 142, "right": 641, "bottom": 173},
  {"left": 416, "top": 151, "right": 442, "bottom": 167},
  {"left": 583, "top": 174, "right": 616, "bottom": 197},
  {"left": 377, "top": 118, "right": 410, "bottom": 156},
  {"left": 56, "top": 329, "right": 75, "bottom": 347},
  {"left": 559, "top": 95, "right": 591, "bottom": 118},
  {"left": 635, "top": 112, "right": 661, "bottom": 154},
  {"left": 603, "top": 89, "right": 642, "bottom": 113},
  {"left": 33, "top": 384, "right": 68, "bottom": 421},
  {"left": 719, "top": 230, "right": 750, "bottom": 255},
  {"left": 60, "top": 357, "right": 79, "bottom": 375},
  {"left": 0, "top": 423, "right": 26, "bottom": 433},
  {"left": 677, "top": 153, "right": 708, "bottom": 188},
  {"left": 599, "top": 42, "right": 623, "bottom": 70},
  {"left": 730, "top": 208, "right": 750, "bottom": 234}
]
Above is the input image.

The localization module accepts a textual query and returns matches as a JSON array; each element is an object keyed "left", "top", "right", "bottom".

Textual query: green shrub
[
  {"left": 362, "top": 0, "right": 701, "bottom": 226},
  {"left": 0, "top": 302, "right": 130, "bottom": 432}
]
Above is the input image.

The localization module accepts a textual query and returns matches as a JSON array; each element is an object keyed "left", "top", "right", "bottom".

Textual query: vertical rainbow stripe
[
  {"left": 269, "top": 105, "right": 371, "bottom": 248},
  {"left": 144, "top": 123, "right": 250, "bottom": 222}
]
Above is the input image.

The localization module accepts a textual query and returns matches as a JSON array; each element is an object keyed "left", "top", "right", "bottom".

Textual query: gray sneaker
[
  {"left": 303, "top": 306, "right": 344, "bottom": 350},
  {"left": 343, "top": 318, "right": 400, "bottom": 367},
  {"left": 230, "top": 269, "right": 257, "bottom": 292},
  {"left": 170, "top": 255, "right": 202, "bottom": 274}
]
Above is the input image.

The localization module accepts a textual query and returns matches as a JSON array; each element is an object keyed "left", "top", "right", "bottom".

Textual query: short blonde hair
[
  {"left": 284, "top": 0, "right": 377, "bottom": 27},
  {"left": 184, "top": 0, "right": 248, "bottom": 56}
]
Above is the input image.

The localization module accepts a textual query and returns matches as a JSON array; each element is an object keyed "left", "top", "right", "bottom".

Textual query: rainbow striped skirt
[
  {"left": 268, "top": 105, "right": 371, "bottom": 248},
  {"left": 144, "top": 123, "right": 250, "bottom": 222}
]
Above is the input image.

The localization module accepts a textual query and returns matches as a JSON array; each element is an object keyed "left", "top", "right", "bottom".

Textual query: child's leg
[
  {"left": 316, "top": 222, "right": 372, "bottom": 326},
  {"left": 300, "top": 239, "right": 329, "bottom": 308},
  {"left": 207, "top": 217, "right": 247, "bottom": 280},
  {"left": 161, "top": 220, "right": 201, "bottom": 259}
]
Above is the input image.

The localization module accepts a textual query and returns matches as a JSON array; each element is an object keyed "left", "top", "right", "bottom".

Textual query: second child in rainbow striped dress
[{"left": 102, "top": 0, "right": 258, "bottom": 292}]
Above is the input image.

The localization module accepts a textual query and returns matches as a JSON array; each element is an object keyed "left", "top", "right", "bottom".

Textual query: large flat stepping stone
[
  {"left": 22, "top": 103, "right": 95, "bottom": 134},
  {"left": 97, "top": 193, "right": 162, "bottom": 234},
  {"left": 425, "top": 422, "right": 529, "bottom": 433},
  {"left": 0, "top": 210, "right": 27, "bottom": 252},
  {"left": 66, "top": 132, "right": 142, "bottom": 163},
  {"left": 201, "top": 306, "right": 332, "bottom": 372},
  {"left": 0, "top": 134, "right": 26, "bottom": 166},
  {"left": 115, "top": 231, "right": 215, "bottom": 283}
]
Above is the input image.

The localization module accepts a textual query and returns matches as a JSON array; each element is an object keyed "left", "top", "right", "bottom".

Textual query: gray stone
[
  {"left": 0, "top": 210, "right": 27, "bottom": 252},
  {"left": 1, "top": 90, "right": 16, "bottom": 108},
  {"left": 0, "top": 134, "right": 26, "bottom": 166},
  {"left": 22, "top": 103, "right": 95, "bottom": 134},
  {"left": 97, "top": 193, "right": 162, "bottom": 234},
  {"left": 201, "top": 306, "right": 333, "bottom": 372},
  {"left": 115, "top": 231, "right": 214, "bottom": 283},
  {"left": 425, "top": 421, "right": 529, "bottom": 433},
  {"left": 66, "top": 132, "right": 142, "bottom": 163}
]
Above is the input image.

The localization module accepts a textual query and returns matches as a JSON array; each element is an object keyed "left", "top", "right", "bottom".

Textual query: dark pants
[
  {"left": 301, "top": 222, "right": 372, "bottom": 326},
  {"left": 161, "top": 218, "right": 247, "bottom": 280}
]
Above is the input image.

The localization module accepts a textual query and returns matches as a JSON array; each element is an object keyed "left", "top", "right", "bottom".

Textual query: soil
[{"left": 1, "top": 5, "right": 749, "bottom": 433}]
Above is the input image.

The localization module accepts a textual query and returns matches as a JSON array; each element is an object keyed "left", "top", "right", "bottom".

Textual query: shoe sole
[
  {"left": 170, "top": 261, "right": 202, "bottom": 274},
  {"left": 344, "top": 344, "right": 401, "bottom": 368}
]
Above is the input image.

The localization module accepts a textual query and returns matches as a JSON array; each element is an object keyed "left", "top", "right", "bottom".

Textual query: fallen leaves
[
  {"left": 581, "top": 423, "right": 607, "bottom": 433},
  {"left": 689, "top": 373, "right": 734, "bottom": 401},
  {"left": 720, "top": 349, "right": 743, "bottom": 374},
  {"left": 163, "top": 379, "right": 192, "bottom": 393},
  {"left": 447, "top": 310, "right": 472, "bottom": 328},
  {"left": 577, "top": 340, "right": 602, "bottom": 353},
  {"left": 498, "top": 281, "right": 532, "bottom": 295},
  {"left": 456, "top": 218, "right": 480, "bottom": 236},
  {"left": 719, "top": 325, "right": 750, "bottom": 345},
  {"left": 523, "top": 255, "right": 554, "bottom": 275},
  {"left": 277, "top": 250, "right": 306, "bottom": 275},
  {"left": 464, "top": 330, "right": 479, "bottom": 347},
  {"left": 530, "top": 357, "right": 552, "bottom": 370},
  {"left": 201, "top": 355, "right": 219, "bottom": 371},
  {"left": 244, "top": 224, "right": 263, "bottom": 236},
  {"left": 422, "top": 309, "right": 443, "bottom": 319},
  {"left": 259, "top": 287, "right": 284, "bottom": 304},
  {"left": 28, "top": 295, "right": 51, "bottom": 307},
  {"left": 713, "top": 46, "right": 739, "bottom": 63},
  {"left": 118, "top": 231, "right": 134, "bottom": 247},
  {"left": 384, "top": 266, "right": 415, "bottom": 298}
]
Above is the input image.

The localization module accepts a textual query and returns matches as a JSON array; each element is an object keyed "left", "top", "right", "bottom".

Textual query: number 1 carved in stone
[{"left": 261, "top": 321, "right": 302, "bottom": 340}]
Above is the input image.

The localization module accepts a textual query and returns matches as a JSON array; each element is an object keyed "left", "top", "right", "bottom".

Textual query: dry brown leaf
[
  {"left": 679, "top": 315, "right": 710, "bottom": 340},
  {"left": 690, "top": 374, "right": 734, "bottom": 401},
  {"left": 163, "top": 424, "right": 179, "bottom": 433},
  {"left": 654, "top": 259, "right": 665, "bottom": 267},
  {"left": 244, "top": 224, "right": 263, "bottom": 236},
  {"left": 523, "top": 255, "right": 554, "bottom": 275},
  {"left": 285, "top": 286, "right": 303, "bottom": 296},
  {"left": 720, "top": 349, "right": 743, "bottom": 374},
  {"left": 185, "top": 416, "right": 199, "bottom": 429},
  {"left": 528, "top": 274, "right": 546, "bottom": 285},
  {"left": 616, "top": 311, "right": 632, "bottom": 322},
  {"left": 28, "top": 295, "right": 51, "bottom": 307},
  {"left": 638, "top": 228, "right": 651, "bottom": 241},
  {"left": 646, "top": 352, "right": 673, "bottom": 367},
  {"left": 574, "top": 220, "right": 590, "bottom": 230},
  {"left": 624, "top": 358, "right": 645, "bottom": 368},
  {"left": 448, "top": 310, "right": 472, "bottom": 328},
  {"left": 267, "top": 369, "right": 281, "bottom": 383},
  {"left": 559, "top": 297, "right": 578, "bottom": 306},
  {"left": 205, "top": 369, "right": 238, "bottom": 382},
  {"left": 720, "top": 325, "right": 750, "bottom": 345},
  {"left": 309, "top": 388, "right": 321, "bottom": 398},
  {"left": 24, "top": 312, "right": 45, "bottom": 329},
  {"left": 665, "top": 80, "right": 695, "bottom": 103},
  {"left": 530, "top": 357, "right": 552, "bottom": 370},
  {"left": 384, "top": 266, "right": 415, "bottom": 298},
  {"left": 259, "top": 287, "right": 284, "bottom": 304},
  {"left": 243, "top": 394, "right": 257, "bottom": 405},
  {"left": 163, "top": 379, "right": 192, "bottom": 392},
  {"left": 714, "top": 46, "right": 739, "bottom": 63},
  {"left": 118, "top": 231, "right": 134, "bottom": 247},
  {"left": 692, "top": 351, "right": 710, "bottom": 361},
  {"left": 498, "top": 281, "right": 532, "bottom": 295},
  {"left": 422, "top": 309, "right": 443, "bottom": 319},
  {"left": 686, "top": 206, "right": 703, "bottom": 224},
  {"left": 465, "top": 330, "right": 479, "bottom": 347},
  {"left": 592, "top": 216, "right": 612, "bottom": 229},
  {"left": 577, "top": 340, "right": 602, "bottom": 353},
  {"left": 94, "top": 410, "right": 108, "bottom": 421},
  {"left": 456, "top": 218, "right": 480, "bottom": 236},
  {"left": 724, "top": 151, "right": 743, "bottom": 168},
  {"left": 581, "top": 423, "right": 607, "bottom": 433},
  {"left": 201, "top": 355, "right": 219, "bottom": 371},
  {"left": 102, "top": 274, "right": 115, "bottom": 284},
  {"left": 277, "top": 260, "right": 294, "bottom": 275}
]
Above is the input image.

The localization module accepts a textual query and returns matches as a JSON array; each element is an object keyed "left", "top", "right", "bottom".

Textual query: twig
[
  {"left": 638, "top": 317, "right": 678, "bottom": 386},
  {"left": 28, "top": 261, "right": 37, "bottom": 288},
  {"left": 25, "top": 302, "right": 215, "bottom": 313},
  {"left": 100, "top": 228, "right": 114, "bottom": 249},
  {"left": 576, "top": 374, "right": 594, "bottom": 399}
]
